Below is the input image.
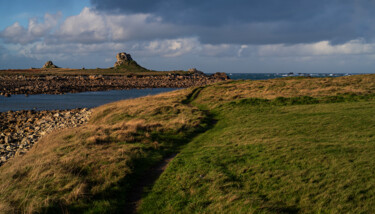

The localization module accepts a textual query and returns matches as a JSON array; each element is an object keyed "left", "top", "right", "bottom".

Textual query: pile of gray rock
[{"left": 0, "top": 108, "right": 91, "bottom": 166}]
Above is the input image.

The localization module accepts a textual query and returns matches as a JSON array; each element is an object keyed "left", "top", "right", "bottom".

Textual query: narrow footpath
[{"left": 125, "top": 86, "right": 216, "bottom": 214}]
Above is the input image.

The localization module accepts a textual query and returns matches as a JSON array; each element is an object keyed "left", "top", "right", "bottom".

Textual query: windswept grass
[
  {"left": 194, "top": 74, "right": 375, "bottom": 108},
  {"left": 139, "top": 74, "right": 375, "bottom": 213},
  {"left": 0, "top": 89, "right": 209, "bottom": 213},
  {"left": 140, "top": 93, "right": 375, "bottom": 213},
  {"left": 2, "top": 74, "right": 375, "bottom": 213}
]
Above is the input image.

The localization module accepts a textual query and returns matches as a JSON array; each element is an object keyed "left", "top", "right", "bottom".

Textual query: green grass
[
  {"left": 140, "top": 98, "right": 375, "bottom": 213},
  {"left": 2, "top": 75, "right": 375, "bottom": 213},
  {"left": 113, "top": 60, "right": 149, "bottom": 72}
]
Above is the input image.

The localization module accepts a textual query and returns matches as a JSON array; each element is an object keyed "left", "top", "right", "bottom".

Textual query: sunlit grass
[
  {"left": 0, "top": 88, "right": 209, "bottom": 213},
  {"left": 2, "top": 74, "right": 375, "bottom": 213},
  {"left": 140, "top": 100, "right": 375, "bottom": 213}
]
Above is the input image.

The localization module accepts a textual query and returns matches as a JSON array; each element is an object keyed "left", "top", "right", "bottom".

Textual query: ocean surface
[
  {"left": 0, "top": 88, "right": 178, "bottom": 112},
  {"left": 0, "top": 73, "right": 367, "bottom": 112}
]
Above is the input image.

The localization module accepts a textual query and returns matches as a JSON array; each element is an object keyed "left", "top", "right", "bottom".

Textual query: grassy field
[
  {"left": 140, "top": 98, "right": 375, "bottom": 213},
  {"left": 1, "top": 74, "right": 375, "bottom": 213}
]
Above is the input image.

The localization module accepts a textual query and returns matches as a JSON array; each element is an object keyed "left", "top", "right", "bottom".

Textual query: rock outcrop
[
  {"left": 114, "top": 52, "right": 134, "bottom": 67},
  {"left": 42, "top": 61, "right": 58, "bottom": 68}
]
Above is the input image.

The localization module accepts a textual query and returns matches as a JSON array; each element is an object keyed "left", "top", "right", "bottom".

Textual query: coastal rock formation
[
  {"left": 0, "top": 108, "right": 91, "bottom": 166},
  {"left": 0, "top": 73, "right": 229, "bottom": 96},
  {"left": 114, "top": 52, "right": 134, "bottom": 67},
  {"left": 42, "top": 61, "right": 58, "bottom": 68}
]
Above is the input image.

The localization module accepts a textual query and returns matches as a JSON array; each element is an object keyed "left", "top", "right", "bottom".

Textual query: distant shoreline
[{"left": 0, "top": 69, "right": 229, "bottom": 96}]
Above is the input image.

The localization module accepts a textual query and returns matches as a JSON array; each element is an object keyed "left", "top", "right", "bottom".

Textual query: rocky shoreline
[
  {"left": 0, "top": 72, "right": 229, "bottom": 96},
  {"left": 0, "top": 108, "right": 91, "bottom": 166}
]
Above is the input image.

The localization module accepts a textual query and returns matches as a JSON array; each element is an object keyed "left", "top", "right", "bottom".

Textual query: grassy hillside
[
  {"left": 0, "top": 89, "right": 211, "bottom": 213},
  {"left": 140, "top": 97, "right": 375, "bottom": 213},
  {"left": 1, "top": 74, "right": 375, "bottom": 213}
]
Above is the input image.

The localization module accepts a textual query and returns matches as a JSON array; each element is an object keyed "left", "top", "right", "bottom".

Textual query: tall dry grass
[
  {"left": 195, "top": 74, "right": 375, "bottom": 108},
  {"left": 0, "top": 88, "right": 205, "bottom": 213}
]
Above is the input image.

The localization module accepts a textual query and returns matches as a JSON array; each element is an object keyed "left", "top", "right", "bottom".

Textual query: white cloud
[
  {"left": 29, "top": 13, "right": 61, "bottom": 37},
  {"left": 0, "top": 13, "right": 61, "bottom": 44},
  {"left": 137, "top": 38, "right": 199, "bottom": 57},
  {"left": 257, "top": 39, "right": 375, "bottom": 57},
  {"left": 0, "top": 22, "right": 29, "bottom": 44},
  {"left": 51, "top": 7, "right": 185, "bottom": 44},
  {"left": 53, "top": 7, "right": 108, "bottom": 43}
]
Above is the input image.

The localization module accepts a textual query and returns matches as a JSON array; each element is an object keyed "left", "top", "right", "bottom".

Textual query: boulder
[{"left": 42, "top": 61, "right": 58, "bottom": 68}]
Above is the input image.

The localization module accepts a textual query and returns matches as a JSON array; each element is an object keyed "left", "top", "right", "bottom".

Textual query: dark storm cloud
[
  {"left": 91, "top": 0, "right": 325, "bottom": 25},
  {"left": 91, "top": 0, "right": 375, "bottom": 45}
]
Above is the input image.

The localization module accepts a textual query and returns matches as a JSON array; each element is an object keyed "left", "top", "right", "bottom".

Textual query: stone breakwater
[
  {"left": 0, "top": 108, "right": 91, "bottom": 166},
  {"left": 0, "top": 73, "right": 229, "bottom": 96}
]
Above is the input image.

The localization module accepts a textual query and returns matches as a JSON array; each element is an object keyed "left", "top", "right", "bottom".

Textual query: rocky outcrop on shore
[
  {"left": 114, "top": 52, "right": 133, "bottom": 67},
  {"left": 0, "top": 72, "right": 229, "bottom": 96},
  {"left": 0, "top": 108, "right": 91, "bottom": 166},
  {"left": 42, "top": 61, "right": 58, "bottom": 68}
]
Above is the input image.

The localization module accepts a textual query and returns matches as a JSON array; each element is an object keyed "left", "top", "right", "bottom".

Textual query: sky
[{"left": 1, "top": 0, "right": 375, "bottom": 73}]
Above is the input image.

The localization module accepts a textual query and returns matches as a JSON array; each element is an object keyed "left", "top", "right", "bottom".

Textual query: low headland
[
  {"left": 1, "top": 73, "right": 375, "bottom": 213},
  {"left": 0, "top": 52, "right": 228, "bottom": 96}
]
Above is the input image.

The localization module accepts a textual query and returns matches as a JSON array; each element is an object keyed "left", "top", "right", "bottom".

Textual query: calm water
[{"left": 0, "top": 88, "right": 178, "bottom": 112}]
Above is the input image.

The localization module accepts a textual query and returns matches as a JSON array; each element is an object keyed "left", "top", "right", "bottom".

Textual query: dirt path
[
  {"left": 125, "top": 87, "right": 215, "bottom": 214},
  {"left": 125, "top": 153, "right": 177, "bottom": 214}
]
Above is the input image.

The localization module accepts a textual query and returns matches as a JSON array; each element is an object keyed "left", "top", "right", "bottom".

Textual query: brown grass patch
[
  {"left": 0, "top": 88, "right": 205, "bottom": 213},
  {"left": 195, "top": 74, "right": 375, "bottom": 108}
]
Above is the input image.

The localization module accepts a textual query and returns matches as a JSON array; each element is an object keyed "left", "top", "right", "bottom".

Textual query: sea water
[{"left": 0, "top": 88, "right": 178, "bottom": 112}]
